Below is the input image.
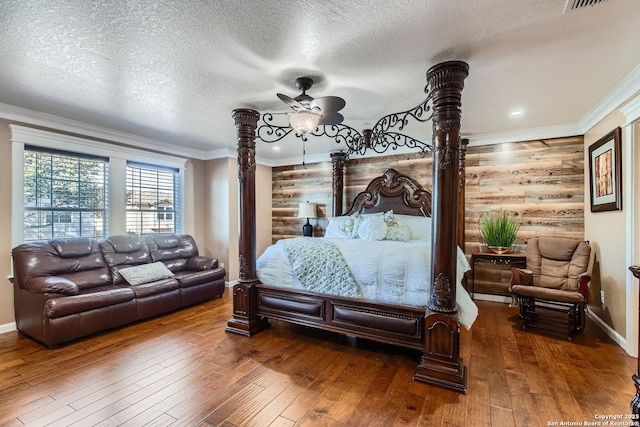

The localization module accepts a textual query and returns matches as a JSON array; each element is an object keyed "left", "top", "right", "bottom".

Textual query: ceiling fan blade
[
  {"left": 277, "top": 93, "right": 306, "bottom": 111},
  {"left": 311, "top": 96, "right": 346, "bottom": 113},
  {"left": 318, "top": 112, "right": 344, "bottom": 125}
]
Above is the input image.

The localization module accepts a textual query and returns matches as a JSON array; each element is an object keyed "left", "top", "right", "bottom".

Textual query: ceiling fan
[{"left": 276, "top": 77, "right": 346, "bottom": 133}]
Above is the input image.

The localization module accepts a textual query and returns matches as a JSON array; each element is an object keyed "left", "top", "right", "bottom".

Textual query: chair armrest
[
  {"left": 579, "top": 244, "right": 597, "bottom": 301},
  {"left": 578, "top": 273, "right": 592, "bottom": 301},
  {"left": 23, "top": 276, "right": 79, "bottom": 295},
  {"left": 186, "top": 256, "right": 218, "bottom": 271},
  {"left": 510, "top": 268, "right": 533, "bottom": 286}
]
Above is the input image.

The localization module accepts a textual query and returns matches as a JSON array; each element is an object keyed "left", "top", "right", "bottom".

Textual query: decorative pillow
[
  {"left": 325, "top": 217, "right": 353, "bottom": 239},
  {"left": 385, "top": 220, "right": 411, "bottom": 241},
  {"left": 383, "top": 210, "right": 397, "bottom": 226},
  {"left": 119, "top": 261, "right": 174, "bottom": 286},
  {"left": 339, "top": 213, "right": 360, "bottom": 238},
  {"left": 395, "top": 214, "right": 432, "bottom": 241},
  {"left": 357, "top": 216, "right": 388, "bottom": 241}
]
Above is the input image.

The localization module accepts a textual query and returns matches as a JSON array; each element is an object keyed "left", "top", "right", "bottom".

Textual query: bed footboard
[
  {"left": 227, "top": 282, "right": 467, "bottom": 392},
  {"left": 255, "top": 285, "right": 425, "bottom": 350}
]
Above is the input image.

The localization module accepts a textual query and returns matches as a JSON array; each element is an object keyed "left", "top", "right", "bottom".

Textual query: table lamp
[{"left": 297, "top": 202, "right": 317, "bottom": 237}]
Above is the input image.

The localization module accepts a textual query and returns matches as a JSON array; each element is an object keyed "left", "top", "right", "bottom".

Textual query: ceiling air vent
[{"left": 564, "top": 0, "right": 610, "bottom": 13}]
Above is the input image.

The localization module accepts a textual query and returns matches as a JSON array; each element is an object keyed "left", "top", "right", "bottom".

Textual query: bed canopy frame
[{"left": 226, "top": 61, "right": 470, "bottom": 392}]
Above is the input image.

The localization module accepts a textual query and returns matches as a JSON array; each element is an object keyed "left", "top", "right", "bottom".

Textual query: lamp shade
[
  {"left": 297, "top": 202, "right": 317, "bottom": 219},
  {"left": 289, "top": 111, "right": 320, "bottom": 134}
]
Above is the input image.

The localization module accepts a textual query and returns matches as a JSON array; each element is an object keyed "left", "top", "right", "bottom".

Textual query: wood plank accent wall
[
  {"left": 271, "top": 153, "right": 434, "bottom": 242},
  {"left": 271, "top": 135, "right": 585, "bottom": 294},
  {"left": 466, "top": 136, "right": 585, "bottom": 294},
  {"left": 272, "top": 162, "right": 334, "bottom": 243}
]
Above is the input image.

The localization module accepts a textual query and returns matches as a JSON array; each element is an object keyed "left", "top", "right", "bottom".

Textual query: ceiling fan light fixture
[{"left": 289, "top": 111, "right": 320, "bottom": 134}]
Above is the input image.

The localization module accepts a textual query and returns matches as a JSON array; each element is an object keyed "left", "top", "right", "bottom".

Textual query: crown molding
[
  {"left": 256, "top": 152, "right": 330, "bottom": 167},
  {"left": 578, "top": 63, "right": 640, "bottom": 133},
  {"left": 203, "top": 147, "right": 236, "bottom": 160},
  {"left": 463, "top": 123, "right": 582, "bottom": 147},
  {"left": 10, "top": 124, "right": 187, "bottom": 169},
  {"left": 0, "top": 102, "right": 208, "bottom": 160},
  {"left": 620, "top": 93, "right": 640, "bottom": 125}
]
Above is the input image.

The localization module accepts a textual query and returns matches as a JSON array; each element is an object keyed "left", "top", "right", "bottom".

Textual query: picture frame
[{"left": 589, "top": 127, "right": 622, "bottom": 212}]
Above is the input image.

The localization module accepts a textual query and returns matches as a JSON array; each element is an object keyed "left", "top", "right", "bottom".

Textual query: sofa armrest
[
  {"left": 186, "top": 256, "right": 218, "bottom": 271},
  {"left": 510, "top": 268, "right": 533, "bottom": 286},
  {"left": 23, "top": 276, "right": 79, "bottom": 295}
]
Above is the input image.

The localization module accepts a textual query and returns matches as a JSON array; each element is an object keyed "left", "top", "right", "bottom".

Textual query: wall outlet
[
  {"left": 219, "top": 262, "right": 224, "bottom": 268},
  {"left": 600, "top": 290, "right": 605, "bottom": 304}
]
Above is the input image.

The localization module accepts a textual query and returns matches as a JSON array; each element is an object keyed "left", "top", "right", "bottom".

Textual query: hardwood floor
[{"left": 0, "top": 291, "right": 635, "bottom": 426}]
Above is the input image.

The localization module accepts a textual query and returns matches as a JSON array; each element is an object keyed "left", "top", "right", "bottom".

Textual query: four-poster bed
[{"left": 226, "top": 61, "right": 471, "bottom": 392}]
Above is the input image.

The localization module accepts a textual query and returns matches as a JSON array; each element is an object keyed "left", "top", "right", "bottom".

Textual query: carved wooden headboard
[{"left": 343, "top": 168, "right": 431, "bottom": 217}]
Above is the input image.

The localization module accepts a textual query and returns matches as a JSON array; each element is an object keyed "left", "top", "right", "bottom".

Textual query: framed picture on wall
[{"left": 589, "top": 127, "right": 622, "bottom": 212}]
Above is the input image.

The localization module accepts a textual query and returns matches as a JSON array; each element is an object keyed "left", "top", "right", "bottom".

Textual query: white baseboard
[
  {"left": 0, "top": 322, "right": 16, "bottom": 335},
  {"left": 225, "top": 280, "right": 238, "bottom": 288},
  {"left": 586, "top": 310, "right": 631, "bottom": 355}
]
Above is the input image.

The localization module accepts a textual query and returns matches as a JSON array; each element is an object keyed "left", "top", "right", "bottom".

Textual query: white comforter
[{"left": 256, "top": 238, "right": 478, "bottom": 329}]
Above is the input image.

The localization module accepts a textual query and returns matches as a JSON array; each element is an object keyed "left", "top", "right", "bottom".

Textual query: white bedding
[{"left": 256, "top": 237, "right": 478, "bottom": 329}]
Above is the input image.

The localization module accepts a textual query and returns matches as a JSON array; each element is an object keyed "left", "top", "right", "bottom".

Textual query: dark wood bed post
[
  {"left": 414, "top": 60, "right": 469, "bottom": 392},
  {"left": 226, "top": 108, "right": 269, "bottom": 336},
  {"left": 330, "top": 152, "right": 347, "bottom": 216},
  {"left": 458, "top": 138, "right": 469, "bottom": 250}
]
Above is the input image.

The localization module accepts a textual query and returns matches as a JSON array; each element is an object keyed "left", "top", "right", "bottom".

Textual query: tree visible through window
[
  {"left": 23, "top": 147, "right": 109, "bottom": 241},
  {"left": 126, "top": 163, "right": 179, "bottom": 234}
]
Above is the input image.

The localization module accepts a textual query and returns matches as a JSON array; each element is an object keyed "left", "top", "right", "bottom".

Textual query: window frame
[
  {"left": 11, "top": 125, "right": 186, "bottom": 247},
  {"left": 125, "top": 162, "right": 180, "bottom": 235}
]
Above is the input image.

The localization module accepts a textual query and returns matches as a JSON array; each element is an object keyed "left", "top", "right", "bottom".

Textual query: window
[
  {"left": 12, "top": 125, "right": 186, "bottom": 246},
  {"left": 23, "top": 147, "right": 109, "bottom": 241},
  {"left": 126, "top": 163, "right": 180, "bottom": 234}
]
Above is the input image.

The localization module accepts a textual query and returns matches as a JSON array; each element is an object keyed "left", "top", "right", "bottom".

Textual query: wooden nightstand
[{"left": 469, "top": 252, "right": 527, "bottom": 298}]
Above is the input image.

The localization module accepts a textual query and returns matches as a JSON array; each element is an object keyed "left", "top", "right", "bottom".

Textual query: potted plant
[{"left": 479, "top": 211, "right": 520, "bottom": 254}]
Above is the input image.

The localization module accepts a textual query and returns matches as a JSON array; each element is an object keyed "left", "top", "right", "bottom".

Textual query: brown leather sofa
[{"left": 12, "top": 233, "right": 226, "bottom": 348}]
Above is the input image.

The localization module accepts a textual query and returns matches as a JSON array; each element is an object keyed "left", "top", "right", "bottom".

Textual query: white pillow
[
  {"left": 395, "top": 214, "right": 432, "bottom": 241},
  {"left": 329, "top": 212, "right": 385, "bottom": 239},
  {"left": 119, "top": 261, "right": 174, "bottom": 285},
  {"left": 357, "top": 216, "right": 388, "bottom": 241}
]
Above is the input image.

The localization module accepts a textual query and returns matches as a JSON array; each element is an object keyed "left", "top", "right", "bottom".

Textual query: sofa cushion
[
  {"left": 123, "top": 278, "right": 180, "bottom": 298},
  {"left": 99, "top": 235, "right": 152, "bottom": 284},
  {"left": 107, "top": 234, "right": 145, "bottom": 253},
  {"left": 50, "top": 238, "right": 93, "bottom": 258},
  {"left": 119, "top": 261, "right": 175, "bottom": 286},
  {"left": 144, "top": 234, "right": 198, "bottom": 270},
  {"left": 527, "top": 237, "right": 591, "bottom": 292},
  {"left": 510, "top": 284, "right": 586, "bottom": 304},
  {"left": 173, "top": 267, "right": 225, "bottom": 288},
  {"left": 44, "top": 287, "right": 135, "bottom": 318}
]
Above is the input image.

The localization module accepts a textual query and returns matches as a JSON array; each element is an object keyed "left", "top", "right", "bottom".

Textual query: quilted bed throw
[{"left": 280, "top": 238, "right": 363, "bottom": 298}]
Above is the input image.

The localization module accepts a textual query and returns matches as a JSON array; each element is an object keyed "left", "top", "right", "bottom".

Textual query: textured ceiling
[{"left": 0, "top": 0, "right": 639, "bottom": 163}]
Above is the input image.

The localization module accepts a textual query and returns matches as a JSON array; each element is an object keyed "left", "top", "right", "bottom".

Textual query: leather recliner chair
[{"left": 509, "top": 236, "right": 595, "bottom": 340}]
